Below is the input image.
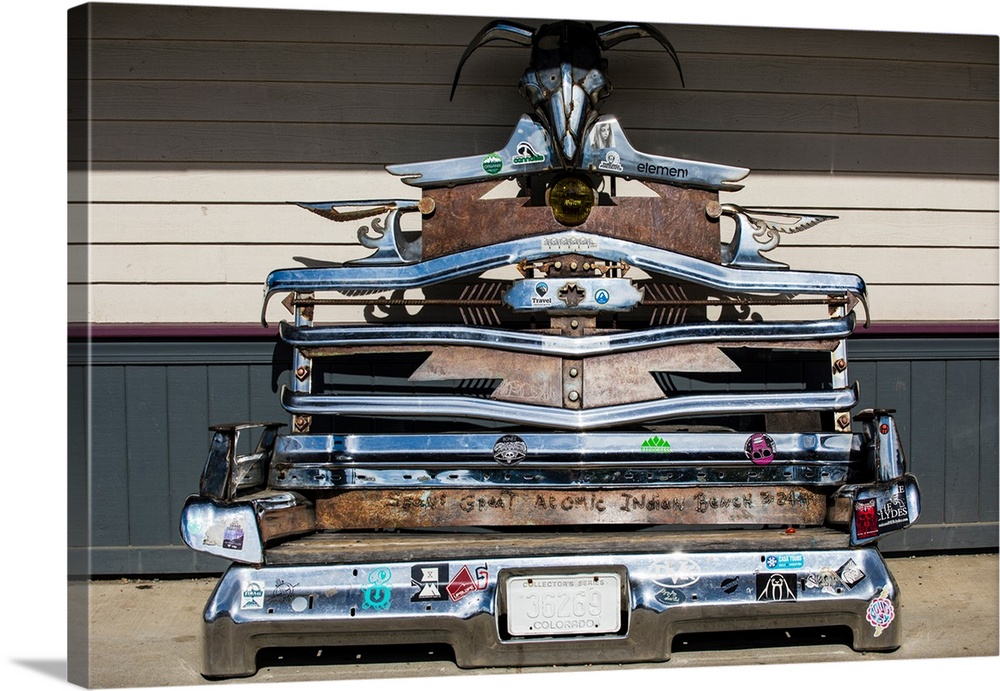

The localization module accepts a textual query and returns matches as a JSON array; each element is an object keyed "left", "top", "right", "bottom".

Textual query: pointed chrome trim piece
[
  {"left": 278, "top": 313, "right": 855, "bottom": 357},
  {"left": 279, "top": 383, "right": 859, "bottom": 431}
]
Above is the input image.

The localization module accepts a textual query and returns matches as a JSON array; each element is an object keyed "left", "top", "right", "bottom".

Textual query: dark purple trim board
[{"left": 69, "top": 321, "right": 999, "bottom": 341}]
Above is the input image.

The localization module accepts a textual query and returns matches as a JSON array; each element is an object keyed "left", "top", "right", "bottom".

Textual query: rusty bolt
[
  {"left": 837, "top": 414, "right": 851, "bottom": 428},
  {"left": 570, "top": 261, "right": 578, "bottom": 271},
  {"left": 705, "top": 200, "right": 723, "bottom": 219},
  {"left": 417, "top": 197, "right": 436, "bottom": 214},
  {"left": 554, "top": 261, "right": 563, "bottom": 270},
  {"left": 295, "top": 365, "right": 311, "bottom": 381},
  {"left": 833, "top": 358, "right": 847, "bottom": 373},
  {"left": 293, "top": 415, "right": 311, "bottom": 432}
]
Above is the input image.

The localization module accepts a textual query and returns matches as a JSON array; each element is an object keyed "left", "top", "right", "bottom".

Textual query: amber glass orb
[{"left": 547, "top": 176, "right": 596, "bottom": 226}]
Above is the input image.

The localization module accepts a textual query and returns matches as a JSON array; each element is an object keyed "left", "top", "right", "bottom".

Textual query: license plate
[{"left": 505, "top": 573, "right": 622, "bottom": 637}]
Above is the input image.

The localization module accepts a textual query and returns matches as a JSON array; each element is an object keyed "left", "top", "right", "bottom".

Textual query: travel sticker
[
  {"left": 493, "top": 434, "right": 528, "bottom": 465},
  {"left": 531, "top": 283, "right": 553, "bottom": 307},
  {"left": 866, "top": 585, "right": 895, "bottom": 636},
  {"left": 446, "top": 564, "right": 489, "bottom": 602},
  {"left": 804, "top": 568, "right": 842, "bottom": 595},
  {"left": 222, "top": 520, "right": 245, "bottom": 551},
  {"left": 744, "top": 433, "right": 775, "bottom": 465},
  {"left": 541, "top": 235, "right": 600, "bottom": 253},
  {"left": 652, "top": 558, "right": 700, "bottom": 588},
  {"left": 411, "top": 564, "right": 449, "bottom": 602},
  {"left": 837, "top": 559, "right": 867, "bottom": 589},
  {"left": 654, "top": 587, "right": 686, "bottom": 606},
  {"left": 270, "top": 578, "right": 298, "bottom": 605},
  {"left": 756, "top": 573, "right": 797, "bottom": 602},
  {"left": 362, "top": 567, "right": 393, "bottom": 611},
  {"left": 877, "top": 482, "right": 910, "bottom": 532},
  {"left": 854, "top": 497, "right": 879, "bottom": 539},
  {"left": 720, "top": 577, "right": 740, "bottom": 594},
  {"left": 241, "top": 581, "right": 265, "bottom": 610},
  {"left": 640, "top": 436, "right": 671, "bottom": 452},
  {"left": 512, "top": 141, "right": 544, "bottom": 165},
  {"left": 765, "top": 554, "right": 804, "bottom": 570},
  {"left": 590, "top": 121, "right": 615, "bottom": 149},
  {"left": 598, "top": 150, "right": 624, "bottom": 172},
  {"left": 482, "top": 152, "right": 503, "bottom": 175}
]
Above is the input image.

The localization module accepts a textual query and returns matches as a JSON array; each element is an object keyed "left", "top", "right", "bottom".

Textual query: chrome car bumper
[{"left": 202, "top": 542, "right": 900, "bottom": 677}]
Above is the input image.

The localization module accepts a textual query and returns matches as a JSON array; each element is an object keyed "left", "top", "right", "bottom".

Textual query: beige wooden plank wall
[{"left": 68, "top": 4, "right": 999, "bottom": 326}]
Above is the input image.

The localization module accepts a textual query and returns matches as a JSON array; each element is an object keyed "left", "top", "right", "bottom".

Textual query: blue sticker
[
  {"left": 654, "top": 587, "right": 686, "bottom": 606},
  {"left": 595, "top": 289, "right": 610, "bottom": 305},
  {"left": 765, "top": 554, "right": 804, "bottom": 570},
  {"left": 362, "top": 567, "right": 393, "bottom": 611}
]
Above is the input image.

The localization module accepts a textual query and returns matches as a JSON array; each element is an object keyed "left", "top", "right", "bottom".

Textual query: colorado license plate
[{"left": 505, "top": 573, "right": 622, "bottom": 637}]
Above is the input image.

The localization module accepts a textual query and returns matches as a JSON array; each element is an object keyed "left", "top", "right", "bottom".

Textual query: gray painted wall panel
[
  {"left": 88, "top": 366, "right": 129, "bottom": 548},
  {"left": 166, "top": 366, "right": 211, "bottom": 547},
  {"left": 67, "top": 366, "right": 90, "bottom": 554},
  {"left": 124, "top": 366, "right": 173, "bottom": 547},
  {"left": 981, "top": 360, "right": 999, "bottom": 523},
  {"left": 908, "top": 361, "right": 948, "bottom": 525},
  {"left": 944, "top": 360, "right": 983, "bottom": 524}
]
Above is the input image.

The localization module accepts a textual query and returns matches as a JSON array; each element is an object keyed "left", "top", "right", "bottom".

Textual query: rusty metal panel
[
  {"left": 315, "top": 486, "right": 826, "bottom": 529},
  {"left": 421, "top": 181, "right": 721, "bottom": 261},
  {"left": 582, "top": 344, "right": 739, "bottom": 407},
  {"left": 258, "top": 504, "right": 317, "bottom": 543},
  {"left": 410, "top": 346, "right": 563, "bottom": 406}
]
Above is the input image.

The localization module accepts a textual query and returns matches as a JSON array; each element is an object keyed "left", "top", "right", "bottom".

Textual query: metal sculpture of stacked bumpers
[{"left": 180, "top": 20, "right": 921, "bottom": 678}]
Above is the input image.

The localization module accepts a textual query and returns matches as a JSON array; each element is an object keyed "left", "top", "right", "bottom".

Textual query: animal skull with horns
[{"left": 451, "top": 20, "right": 685, "bottom": 167}]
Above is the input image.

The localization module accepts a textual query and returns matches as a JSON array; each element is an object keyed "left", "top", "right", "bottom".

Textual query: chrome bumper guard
[{"left": 202, "top": 545, "right": 900, "bottom": 677}]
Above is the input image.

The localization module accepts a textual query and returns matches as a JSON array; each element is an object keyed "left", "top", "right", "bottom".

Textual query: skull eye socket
[{"left": 537, "top": 34, "right": 560, "bottom": 50}]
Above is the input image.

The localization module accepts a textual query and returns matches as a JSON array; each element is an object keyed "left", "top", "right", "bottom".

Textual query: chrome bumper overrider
[{"left": 202, "top": 546, "right": 900, "bottom": 677}]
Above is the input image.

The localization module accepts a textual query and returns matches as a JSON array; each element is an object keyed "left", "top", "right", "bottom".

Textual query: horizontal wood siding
[
  {"left": 68, "top": 337, "right": 998, "bottom": 575},
  {"left": 68, "top": 3, "right": 999, "bottom": 325}
]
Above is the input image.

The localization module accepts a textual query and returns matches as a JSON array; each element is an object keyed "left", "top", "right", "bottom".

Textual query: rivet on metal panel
[
  {"left": 295, "top": 366, "right": 311, "bottom": 381},
  {"left": 837, "top": 414, "right": 851, "bottom": 429},
  {"left": 568, "top": 391, "right": 580, "bottom": 402},
  {"left": 833, "top": 358, "right": 848, "bottom": 373},
  {"left": 705, "top": 200, "right": 723, "bottom": 219},
  {"left": 293, "top": 415, "right": 312, "bottom": 433},
  {"left": 417, "top": 197, "right": 436, "bottom": 214}
]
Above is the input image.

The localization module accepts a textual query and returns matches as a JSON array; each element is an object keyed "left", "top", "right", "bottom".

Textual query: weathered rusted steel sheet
[
  {"left": 421, "top": 181, "right": 721, "bottom": 261},
  {"left": 258, "top": 503, "right": 317, "bottom": 543},
  {"left": 411, "top": 347, "right": 564, "bottom": 406},
  {"left": 315, "top": 486, "right": 827, "bottom": 529}
]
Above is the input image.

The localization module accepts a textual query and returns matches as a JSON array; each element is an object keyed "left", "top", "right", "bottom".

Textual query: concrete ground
[{"left": 74, "top": 553, "right": 998, "bottom": 688}]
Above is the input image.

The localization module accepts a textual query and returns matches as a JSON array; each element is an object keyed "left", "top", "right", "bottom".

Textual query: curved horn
[
  {"left": 595, "top": 22, "right": 684, "bottom": 87},
  {"left": 450, "top": 19, "right": 536, "bottom": 101}
]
